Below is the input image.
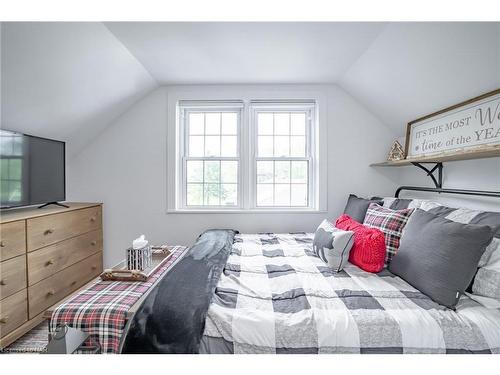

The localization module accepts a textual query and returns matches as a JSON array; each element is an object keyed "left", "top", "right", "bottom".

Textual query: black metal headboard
[
  {"left": 395, "top": 186, "right": 500, "bottom": 199},
  {"left": 394, "top": 161, "right": 500, "bottom": 199}
]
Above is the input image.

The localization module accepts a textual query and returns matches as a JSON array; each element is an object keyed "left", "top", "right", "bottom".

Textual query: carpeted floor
[{"left": 1, "top": 322, "right": 49, "bottom": 354}]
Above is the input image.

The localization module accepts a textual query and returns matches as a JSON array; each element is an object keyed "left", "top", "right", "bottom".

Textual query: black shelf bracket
[
  {"left": 411, "top": 162, "right": 443, "bottom": 189},
  {"left": 395, "top": 161, "right": 500, "bottom": 198}
]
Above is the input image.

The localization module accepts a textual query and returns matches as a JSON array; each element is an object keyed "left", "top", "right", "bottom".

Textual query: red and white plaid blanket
[{"left": 50, "top": 245, "right": 189, "bottom": 353}]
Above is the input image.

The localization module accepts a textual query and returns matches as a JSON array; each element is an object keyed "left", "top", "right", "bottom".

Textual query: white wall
[
  {"left": 395, "top": 158, "right": 500, "bottom": 212},
  {"left": 378, "top": 136, "right": 500, "bottom": 211},
  {"left": 498, "top": 23, "right": 500, "bottom": 83},
  {"left": 338, "top": 22, "right": 500, "bottom": 210},
  {"left": 68, "top": 84, "right": 399, "bottom": 267}
]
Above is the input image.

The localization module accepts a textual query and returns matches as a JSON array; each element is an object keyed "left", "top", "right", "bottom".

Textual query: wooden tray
[{"left": 100, "top": 246, "right": 172, "bottom": 282}]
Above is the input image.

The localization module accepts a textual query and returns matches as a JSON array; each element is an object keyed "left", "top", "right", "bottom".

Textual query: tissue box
[{"left": 126, "top": 245, "right": 152, "bottom": 271}]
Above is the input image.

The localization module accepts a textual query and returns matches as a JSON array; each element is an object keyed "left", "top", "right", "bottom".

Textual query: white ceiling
[
  {"left": 339, "top": 22, "right": 500, "bottom": 134},
  {"left": 104, "top": 22, "right": 386, "bottom": 84},
  {"left": 1, "top": 22, "right": 499, "bottom": 151},
  {"left": 1, "top": 22, "right": 157, "bottom": 152}
]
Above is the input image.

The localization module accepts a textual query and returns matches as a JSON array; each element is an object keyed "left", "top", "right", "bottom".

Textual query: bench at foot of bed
[{"left": 43, "top": 245, "right": 189, "bottom": 353}]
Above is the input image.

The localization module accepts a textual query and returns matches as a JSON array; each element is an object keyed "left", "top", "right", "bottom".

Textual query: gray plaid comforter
[{"left": 201, "top": 232, "right": 500, "bottom": 354}]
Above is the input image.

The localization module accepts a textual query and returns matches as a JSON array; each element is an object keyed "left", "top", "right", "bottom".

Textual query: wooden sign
[{"left": 405, "top": 89, "right": 500, "bottom": 159}]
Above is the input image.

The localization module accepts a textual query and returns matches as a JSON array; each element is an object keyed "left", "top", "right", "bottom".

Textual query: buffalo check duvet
[{"left": 201, "top": 233, "right": 500, "bottom": 354}]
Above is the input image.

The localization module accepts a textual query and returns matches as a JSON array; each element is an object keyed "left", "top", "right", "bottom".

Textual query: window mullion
[
  {"left": 242, "top": 106, "right": 250, "bottom": 210},
  {"left": 202, "top": 158, "right": 206, "bottom": 206}
]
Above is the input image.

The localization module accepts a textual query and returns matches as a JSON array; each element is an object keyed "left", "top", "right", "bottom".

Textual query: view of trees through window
[
  {"left": 186, "top": 160, "right": 238, "bottom": 206},
  {"left": 255, "top": 111, "right": 309, "bottom": 207},
  {"left": 185, "top": 111, "right": 239, "bottom": 207},
  {"left": 179, "top": 102, "right": 314, "bottom": 210}
]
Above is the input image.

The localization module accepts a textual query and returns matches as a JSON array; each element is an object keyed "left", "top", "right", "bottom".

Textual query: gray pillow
[
  {"left": 422, "top": 206, "right": 500, "bottom": 299},
  {"left": 313, "top": 219, "right": 354, "bottom": 272},
  {"left": 389, "top": 209, "right": 494, "bottom": 309},
  {"left": 343, "top": 194, "right": 382, "bottom": 223}
]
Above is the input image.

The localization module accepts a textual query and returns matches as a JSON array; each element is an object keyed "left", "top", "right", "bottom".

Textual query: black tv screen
[{"left": 0, "top": 130, "right": 65, "bottom": 209}]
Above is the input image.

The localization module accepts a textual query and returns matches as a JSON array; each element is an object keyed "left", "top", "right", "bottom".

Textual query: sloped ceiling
[
  {"left": 1, "top": 22, "right": 499, "bottom": 152},
  {"left": 1, "top": 22, "right": 158, "bottom": 153},
  {"left": 104, "top": 22, "right": 386, "bottom": 84},
  {"left": 339, "top": 22, "right": 500, "bottom": 135}
]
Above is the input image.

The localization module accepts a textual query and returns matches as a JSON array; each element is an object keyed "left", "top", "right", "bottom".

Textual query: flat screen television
[{"left": 0, "top": 130, "right": 65, "bottom": 209}]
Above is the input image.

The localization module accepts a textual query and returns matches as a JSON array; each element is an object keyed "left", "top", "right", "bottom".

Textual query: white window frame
[
  {"left": 249, "top": 102, "right": 317, "bottom": 210},
  {"left": 166, "top": 86, "right": 328, "bottom": 213},
  {"left": 178, "top": 102, "right": 243, "bottom": 210}
]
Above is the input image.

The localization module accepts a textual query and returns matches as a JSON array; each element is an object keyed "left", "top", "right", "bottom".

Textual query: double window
[{"left": 178, "top": 100, "right": 317, "bottom": 211}]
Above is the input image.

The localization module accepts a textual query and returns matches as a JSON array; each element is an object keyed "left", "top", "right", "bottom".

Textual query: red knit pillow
[{"left": 335, "top": 214, "right": 386, "bottom": 273}]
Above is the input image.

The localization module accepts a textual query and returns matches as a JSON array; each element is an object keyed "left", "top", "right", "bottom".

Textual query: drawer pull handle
[
  {"left": 44, "top": 229, "right": 54, "bottom": 235},
  {"left": 46, "top": 260, "right": 54, "bottom": 266},
  {"left": 91, "top": 265, "right": 97, "bottom": 270},
  {"left": 91, "top": 240, "right": 97, "bottom": 246},
  {"left": 0, "top": 317, "right": 8, "bottom": 324},
  {"left": 71, "top": 280, "right": 77, "bottom": 286},
  {"left": 0, "top": 241, "right": 5, "bottom": 247},
  {"left": 0, "top": 279, "right": 5, "bottom": 286},
  {"left": 47, "top": 290, "right": 55, "bottom": 297},
  {"left": 90, "top": 217, "right": 96, "bottom": 222}
]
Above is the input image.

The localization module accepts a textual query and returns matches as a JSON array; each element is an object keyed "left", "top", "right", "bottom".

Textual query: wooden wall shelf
[{"left": 370, "top": 145, "right": 500, "bottom": 167}]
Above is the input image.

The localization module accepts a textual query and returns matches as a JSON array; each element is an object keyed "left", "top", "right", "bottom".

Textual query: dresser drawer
[
  {"left": 28, "top": 252, "right": 102, "bottom": 318},
  {"left": 0, "top": 255, "right": 27, "bottom": 300},
  {"left": 0, "top": 221, "right": 26, "bottom": 261},
  {"left": 27, "top": 206, "right": 102, "bottom": 251},
  {"left": 28, "top": 229, "right": 103, "bottom": 286},
  {"left": 0, "top": 289, "right": 28, "bottom": 338}
]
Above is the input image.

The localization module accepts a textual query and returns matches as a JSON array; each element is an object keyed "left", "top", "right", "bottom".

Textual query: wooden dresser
[{"left": 0, "top": 202, "right": 103, "bottom": 348}]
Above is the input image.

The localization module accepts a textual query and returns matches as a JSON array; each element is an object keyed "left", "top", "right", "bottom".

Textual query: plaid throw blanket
[
  {"left": 201, "top": 233, "right": 500, "bottom": 354},
  {"left": 50, "top": 246, "right": 189, "bottom": 353}
]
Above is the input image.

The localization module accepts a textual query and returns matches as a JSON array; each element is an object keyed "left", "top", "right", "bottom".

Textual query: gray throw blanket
[{"left": 121, "top": 229, "right": 237, "bottom": 353}]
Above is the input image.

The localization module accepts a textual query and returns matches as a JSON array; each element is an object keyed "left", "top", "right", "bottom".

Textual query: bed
[
  {"left": 200, "top": 232, "right": 500, "bottom": 353},
  {"left": 121, "top": 195, "right": 500, "bottom": 354},
  {"left": 121, "top": 230, "right": 500, "bottom": 354}
]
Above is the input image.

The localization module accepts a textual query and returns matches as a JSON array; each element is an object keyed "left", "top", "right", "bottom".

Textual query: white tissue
[{"left": 132, "top": 234, "right": 148, "bottom": 249}]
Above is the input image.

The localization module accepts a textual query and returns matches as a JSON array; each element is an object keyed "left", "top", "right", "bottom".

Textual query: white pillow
[
  {"left": 472, "top": 238, "right": 500, "bottom": 300},
  {"left": 313, "top": 219, "right": 354, "bottom": 272},
  {"left": 465, "top": 292, "right": 500, "bottom": 309}
]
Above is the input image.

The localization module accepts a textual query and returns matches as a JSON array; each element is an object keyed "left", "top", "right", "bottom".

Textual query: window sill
[{"left": 167, "top": 208, "right": 327, "bottom": 214}]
